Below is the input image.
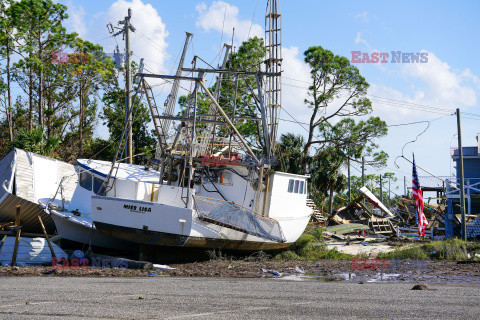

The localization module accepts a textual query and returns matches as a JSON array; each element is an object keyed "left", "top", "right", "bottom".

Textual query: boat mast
[
  {"left": 264, "top": 0, "right": 282, "bottom": 157},
  {"left": 164, "top": 32, "right": 193, "bottom": 135},
  {"left": 199, "top": 44, "right": 231, "bottom": 155}
]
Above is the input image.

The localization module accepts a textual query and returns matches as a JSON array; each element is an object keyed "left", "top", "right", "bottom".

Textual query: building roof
[{"left": 451, "top": 147, "right": 479, "bottom": 158}]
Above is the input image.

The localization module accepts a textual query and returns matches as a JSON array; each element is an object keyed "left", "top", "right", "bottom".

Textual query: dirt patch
[
  {"left": 1, "top": 259, "right": 480, "bottom": 283},
  {"left": 326, "top": 242, "right": 396, "bottom": 257}
]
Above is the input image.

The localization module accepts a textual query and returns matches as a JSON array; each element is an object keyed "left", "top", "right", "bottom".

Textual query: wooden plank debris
[
  {"left": 38, "top": 215, "right": 55, "bottom": 259},
  {"left": 11, "top": 205, "right": 22, "bottom": 267}
]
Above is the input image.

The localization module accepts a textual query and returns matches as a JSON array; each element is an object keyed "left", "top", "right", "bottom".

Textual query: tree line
[{"left": 0, "top": 0, "right": 155, "bottom": 162}]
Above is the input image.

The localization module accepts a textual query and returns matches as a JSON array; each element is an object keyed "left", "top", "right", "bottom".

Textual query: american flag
[{"left": 412, "top": 154, "right": 428, "bottom": 236}]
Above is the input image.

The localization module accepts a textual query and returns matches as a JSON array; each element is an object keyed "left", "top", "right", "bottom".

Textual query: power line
[{"left": 281, "top": 77, "right": 480, "bottom": 118}]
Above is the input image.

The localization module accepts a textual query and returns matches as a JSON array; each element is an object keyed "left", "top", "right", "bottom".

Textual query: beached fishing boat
[{"left": 90, "top": 0, "right": 313, "bottom": 251}]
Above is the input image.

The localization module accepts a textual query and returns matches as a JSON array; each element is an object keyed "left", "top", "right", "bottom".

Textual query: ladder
[
  {"left": 368, "top": 217, "right": 395, "bottom": 234},
  {"left": 307, "top": 199, "right": 324, "bottom": 223},
  {"left": 143, "top": 80, "right": 168, "bottom": 152}
]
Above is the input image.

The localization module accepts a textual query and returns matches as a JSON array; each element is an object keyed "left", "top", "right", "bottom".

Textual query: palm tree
[
  {"left": 10, "top": 127, "right": 60, "bottom": 156},
  {"left": 274, "top": 133, "right": 308, "bottom": 175},
  {"left": 310, "top": 147, "right": 347, "bottom": 216}
]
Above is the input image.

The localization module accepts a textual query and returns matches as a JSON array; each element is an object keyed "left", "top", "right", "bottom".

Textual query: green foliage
[
  {"left": 378, "top": 239, "right": 480, "bottom": 261},
  {"left": 378, "top": 246, "right": 428, "bottom": 260},
  {"left": 218, "top": 37, "right": 265, "bottom": 147},
  {"left": 0, "top": 0, "right": 119, "bottom": 161},
  {"left": 336, "top": 172, "right": 400, "bottom": 207},
  {"left": 275, "top": 230, "right": 351, "bottom": 260},
  {"left": 101, "top": 86, "right": 156, "bottom": 163},
  {"left": 275, "top": 250, "right": 299, "bottom": 260},
  {"left": 10, "top": 127, "right": 60, "bottom": 156},
  {"left": 308, "top": 226, "right": 325, "bottom": 242},
  {"left": 298, "top": 46, "right": 389, "bottom": 210},
  {"left": 303, "top": 46, "right": 371, "bottom": 118},
  {"left": 274, "top": 133, "right": 308, "bottom": 174},
  {"left": 302, "top": 46, "right": 372, "bottom": 156},
  {"left": 177, "top": 37, "right": 266, "bottom": 152},
  {"left": 316, "top": 117, "right": 388, "bottom": 166}
]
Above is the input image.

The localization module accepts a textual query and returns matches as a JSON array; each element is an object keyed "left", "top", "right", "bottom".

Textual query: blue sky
[{"left": 60, "top": 0, "right": 480, "bottom": 193}]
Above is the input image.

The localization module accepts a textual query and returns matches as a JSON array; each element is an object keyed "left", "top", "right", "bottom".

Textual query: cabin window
[
  {"left": 287, "top": 179, "right": 294, "bottom": 193},
  {"left": 93, "top": 176, "right": 106, "bottom": 195},
  {"left": 79, "top": 171, "right": 92, "bottom": 191},
  {"left": 287, "top": 179, "right": 306, "bottom": 194}
]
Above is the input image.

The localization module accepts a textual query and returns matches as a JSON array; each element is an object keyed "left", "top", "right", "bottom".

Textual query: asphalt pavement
[{"left": 0, "top": 276, "right": 478, "bottom": 319}]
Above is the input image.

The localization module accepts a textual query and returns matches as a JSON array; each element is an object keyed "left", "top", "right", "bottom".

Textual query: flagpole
[{"left": 456, "top": 108, "right": 467, "bottom": 241}]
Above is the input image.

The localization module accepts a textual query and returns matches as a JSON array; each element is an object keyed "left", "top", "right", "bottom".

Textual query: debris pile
[{"left": 315, "top": 187, "right": 449, "bottom": 241}]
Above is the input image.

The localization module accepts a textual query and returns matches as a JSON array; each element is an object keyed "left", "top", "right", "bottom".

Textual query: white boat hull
[
  {"left": 92, "top": 196, "right": 310, "bottom": 251},
  {"left": 50, "top": 210, "right": 137, "bottom": 251}
]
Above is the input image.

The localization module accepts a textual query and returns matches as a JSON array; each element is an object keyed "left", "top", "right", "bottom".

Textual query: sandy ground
[{"left": 326, "top": 242, "right": 397, "bottom": 257}]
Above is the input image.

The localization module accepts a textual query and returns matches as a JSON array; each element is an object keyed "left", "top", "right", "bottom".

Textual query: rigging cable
[
  {"left": 247, "top": 0, "right": 260, "bottom": 39},
  {"left": 218, "top": 1, "right": 228, "bottom": 66}
]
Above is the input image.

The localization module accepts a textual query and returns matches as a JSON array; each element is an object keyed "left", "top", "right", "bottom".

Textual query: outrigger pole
[{"left": 135, "top": 72, "right": 259, "bottom": 163}]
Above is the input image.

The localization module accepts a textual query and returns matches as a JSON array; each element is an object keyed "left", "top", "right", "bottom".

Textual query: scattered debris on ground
[
  {"left": 314, "top": 187, "right": 451, "bottom": 243},
  {"left": 0, "top": 259, "right": 479, "bottom": 283}
]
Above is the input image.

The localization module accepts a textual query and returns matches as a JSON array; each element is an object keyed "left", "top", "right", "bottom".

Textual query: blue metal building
[{"left": 446, "top": 139, "right": 480, "bottom": 237}]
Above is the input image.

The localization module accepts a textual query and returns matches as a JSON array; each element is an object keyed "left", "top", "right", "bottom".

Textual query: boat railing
[{"left": 46, "top": 176, "right": 69, "bottom": 211}]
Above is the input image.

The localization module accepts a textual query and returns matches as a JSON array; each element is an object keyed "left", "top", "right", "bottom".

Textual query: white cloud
[
  {"left": 368, "top": 51, "right": 479, "bottom": 122},
  {"left": 355, "top": 32, "right": 369, "bottom": 48},
  {"left": 281, "top": 46, "right": 311, "bottom": 125},
  {"left": 355, "top": 11, "right": 370, "bottom": 22},
  {"left": 66, "top": 1, "right": 87, "bottom": 38},
  {"left": 106, "top": 0, "right": 169, "bottom": 74},
  {"left": 401, "top": 51, "right": 478, "bottom": 107},
  {"left": 195, "top": 1, "right": 263, "bottom": 44}
]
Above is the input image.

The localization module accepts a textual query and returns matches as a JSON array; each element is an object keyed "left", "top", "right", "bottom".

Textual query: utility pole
[
  {"left": 380, "top": 174, "right": 383, "bottom": 202},
  {"left": 361, "top": 156, "right": 365, "bottom": 205},
  {"left": 79, "top": 81, "right": 83, "bottom": 157},
  {"left": 388, "top": 178, "right": 391, "bottom": 202},
  {"left": 347, "top": 158, "right": 351, "bottom": 203},
  {"left": 125, "top": 9, "right": 134, "bottom": 164},
  {"left": 456, "top": 108, "right": 467, "bottom": 241},
  {"left": 361, "top": 156, "right": 365, "bottom": 187},
  {"left": 112, "top": 8, "right": 136, "bottom": 164}
]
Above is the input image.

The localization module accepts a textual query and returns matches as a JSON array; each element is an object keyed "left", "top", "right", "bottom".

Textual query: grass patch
[
  {"left": 378, "top": 246, "right": 428, "bottom": 260},
  {"left": 378, "top": 239, "right": 480, "bottom": 261},
  {"left": 275, "top": 229, "right": 351, "bottom": 260}
]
